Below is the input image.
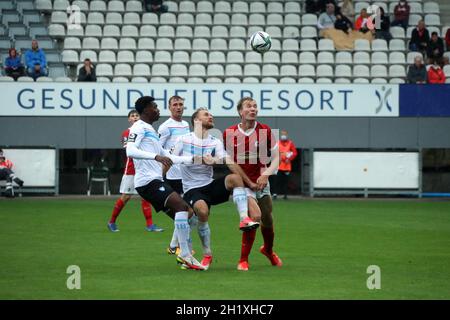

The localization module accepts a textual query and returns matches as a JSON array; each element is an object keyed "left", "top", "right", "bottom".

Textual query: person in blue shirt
[
  {"left": 4, "top": 48, "right": 25, "bottom": 81},
  {"left": 24, "top": 40, "right": 48, "bottom": 80}
]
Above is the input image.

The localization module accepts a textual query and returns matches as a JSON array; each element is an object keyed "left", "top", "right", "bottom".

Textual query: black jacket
[
  {"left": 334, "top": 15, "right": 353, "bottom": 33},
  {"left": 427, "top": 38, "right": 444, "bottom": 58},
  {"left": 77, "top": 66, "right": 97, "bottom": 82}
]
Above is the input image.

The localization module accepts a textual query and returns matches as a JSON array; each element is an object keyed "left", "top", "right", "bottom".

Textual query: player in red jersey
[
  {"left": 107, "top": 110, "right": 163, "bottom": 233},
  {"left": 224, "top": 97, "right": 283, "bottom": 271}
]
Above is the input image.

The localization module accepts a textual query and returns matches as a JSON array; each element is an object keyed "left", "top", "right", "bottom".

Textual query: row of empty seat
[
  {"left": 61, "top": 49, "right": 450, "bottom": 66},
  {"left": 33, "top": 0, "right": 441, "bottom": 15},
  {"left": 48, "top": 11, "right": 444, "bottom": 27}
]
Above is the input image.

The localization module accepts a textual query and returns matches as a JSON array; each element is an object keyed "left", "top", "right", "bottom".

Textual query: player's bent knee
[{"left": 227, "top": 173, "right": 244, "bottom": 188}]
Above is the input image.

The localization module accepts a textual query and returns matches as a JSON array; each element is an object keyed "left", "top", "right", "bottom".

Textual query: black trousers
[
  {"left": 0, "top": 168, "right": 13, "bottom": 182},
  {"left": 276, "top": 170, "right": 291, "bottom": 197}
]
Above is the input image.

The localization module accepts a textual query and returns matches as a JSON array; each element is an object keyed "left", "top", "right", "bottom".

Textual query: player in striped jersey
[
  {"left": 108, "top": 110, "right": 164, "bottom": 233},
  {"left": 157, "top": 96, "right": 192, "bottom": 255},
  {"left": 127, "top": 96, "right": 205, "bottom": 270}
]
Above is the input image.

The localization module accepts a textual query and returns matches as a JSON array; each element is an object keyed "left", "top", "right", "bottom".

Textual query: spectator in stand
[
  {"left": 409, "top": 20, "right": 430, "bottom": 57},
  {"left": 355, "top": 8, "right": 371, "bottom": 34},
  {"left": 143, "top": 0, "right": 168, "bottom": 13},
  {"left": 375, "top": 7, "right": 392, "bottom": 41},
  {"left": 427, "top": 32, "right": 444, "bottom": 65},
  {"left": 77, "top": 58, "right": 97, "bottom": 82},
  {"left": 24, "top": 40, "right": 48, "bottom": 80},
  {"left": 317, "top": 3, "right": 337, "bottom": 30},
  {"left": 391, "top": 0, "right": 410, "bottom": 29},
  {"left": 3, "top": 48, "right": 25, "bottom": 81},
  {"left": 334, "top": 13, "right": 353, "bottom": 34},
  {"left": 427, "top": 61, "right": 446, "bottom": 84},
  {"left": 339, "top": 0, "right": 355, "bottom": 23},
  {"left": 407, "top": 56, "right": 428, "bottom": 84},
  {"left": 445, "top": 28, "right": 450, "bottom": 51}
]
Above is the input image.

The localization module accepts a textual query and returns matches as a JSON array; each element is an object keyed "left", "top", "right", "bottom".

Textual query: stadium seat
[
  {"left": 131, "top": 77, "right": 148, "bottom": 83},
  {"left": 226, "top": 64, "right": 243, "bottom": 77},
  {"left": 335, "top": 51, "right": 352, "bottom": 64},
  {"left": 211, "top": 26, "right": 228, "bottom": 38},
  {"left": 172, "top": 51, "right": 189, "bottom": 64},
  {"left": 36, "top": 0, "right": 52, "bottom": 11},
  {"left": 85, "top": 25, "right": 102, "bottom": 38},
  {"left": 390, "top": 27, "right": 406, "bottom": 39},
  {"left": 249, "top": 14, "right": 265, "bottom": 26},
  {"left": 192, "top": 51, "right": 208, "bottom": 64},
  {"left": 371, "top": 52, "right": 388, "bottom": 64},
  {"left": 154, "top": 51, "right": 171, "bottom": 63},
  {"left": 285, "top": 14, "right": 301, "bottom": 26},
  {"left": 335, "top": 65, "right": 352, "bottom": 78},
  {"left": 353, "top": 65, "right": 370, "bottom": 78},
  {"left": 189, "top": 64, "right": 206, "bottom": 78},
  {"left": 150, "top": 77, "right": 167, "bottom": 83},
  {"left": 112, "top": 77, "right": 129, "bottom": 83},
  {"left": 243, "top": 64, "right": 261, "bottom": 77},
  {"left": 108, "top": 1, "right": 125, "bottom": 12},
  {"left": 158, "top": 26, "right": 174, "bottom": 38},
  {"left": 425, "top": 14, "right": 441, "bottom": 26},
  {"left": 206, "top": 77, "right": 222, "bottom": 83},
  {"left": 210, "top": 38, "right": 228, "bottom": 51},
  {"left": 317, "top": 52, "right": 334, "bottom": 64},
  {"left": 335, "top": 78, "right": 351, "bottom": 84},
  {"left": 389, "top": 52, "right": 406, "bottom": 65},
  {"left": 174, "top": 38, "right": 192, "bottom": 51},
  {"left": 123, "top": 13, "right": 141, "bottom": 25},
  {"left": 371, "top": 78, "right": 388, "bottom": 84},
  {"left": 301, "top": 14, "right": 318, "bottom": 26},
  {"left": 64, "top": 37, "right": 81, "bottom": 50},
  {"left": 389, "top": 65, "right": 406, "bottom": 78},
  {"left": 80, "top": 50, "right": 97, "bottom": 63},
  {"left": 53, "top": 0, "right": 70, "bottom": 11},
  {"left": 210, "top": 51, "right": 226, "bottom": 64},
  {"left": 371, "top": 65, "right": 388, "bottom": 78},
  {"left": 389, "top": 39, "right": 406, "bottom": 51},
  {"left": 207, "top": 64, "right": 225, "bottom": 77},
  {"left": 187, "top": 77, "right": 204, "bottom": 83},
  {"left": 178, "top": 13, "right": 195, "bottom": 26},
  {"left": 138, "top": 38, "right": 155, "bottom": 50},
  {"left": 354, "top": 39, "right": 371, "bottom": 51},
  {"left": 197, "top": 1, "right": 213, "bottom": 13},
  {"left": 126, "top": 1, "right": 143, "bottom": 12},
  {"left": 299, "top": 52, "right": 316, "bottom": 64},
  {"left": 100, "top": 38, "right": 118, "bottom": 51},
  {"left": 229, "top": 26, "right": 246, "bottom": 39},
  {"left": 285, "top": 2, "right": 301, "bottom": 13},
  {"left": 409, "top": 14, "right": 422, "bottom": 26},
  {"left": 268, "top": 2, "right": 284, "bottom": 13},
  {"left": 117, "top": 51, "right": 134, "bottom": 63},
  {"left": 317, "top": 65, "right": 333, "bottom": 78},
  {"left": 72, "top": 0, "right": 89, "bottom": 11},
  {"left": 192, "top": 38, "right": 209, "bottom": 51},
  {"left": 224, "top": 77, "right": 241, "bottom": 83},
  {"left": 261, "top": 77, "right": 278, "bottom": 84},
  {"left": 298, "top": 65, "right": 315, "bottom": 77},
  {"left": 280, "top": 77, "right": 296, "bottom": 83},
  {"left": 232, "top": 1, "right": 248, "bottom": 13},
  {"left": 250, "top": 2, "right": 266, "bottom": 14},
  {"left": 231, "top": 14, "right": 248, "bottom": 26},
  {"left": 227, "top": 51, "right": 244, "bottom": 64},
  {"left": 51, "top": 11, "right": 68, "bottom": 24},
  {"left": 49, "top": 24, "right": 65, "bottom": 38},
  {"left": 170, "top": 64, "right": 188, "bottom": 77},
  {"left": 354, "top": 52, "right": 370, "bottom": 64},
  {"left": 142, "top": 13, "right": 159, "bottom": 25},
  {"left": 242, "top": 77, "right": 259, "bottom": 83},
  {"left": 282, "top": 52, "right": 299, "bottom": 64},
  {"left": 114, "top": 64, "right": 132, "bottom": 77},
  {"left": 424, "top": 2, "right": 440, "bottom": 14},
  {"left": 301, "top": 27, "right": 317, "bottom": 39},
  {"left": 156, "top": 38, "right": 173, "bottom": 51},
  {"left": 353, "top": 78, "right": 370, "bottom": 84},
  {"left": 245, "top": 51, "right": 264, "bottom": 64},
  {"left": 443, "top": 65, "right": 450, "bottom": 78},
  {"left": 96, "top": 64, "right": 113, "bottom": 77},
  {"left": 106, "top": 13, "right": 123, "bottom": 25},
  {"left": 283, "top": 26, "right": 299, "bottom": 39},
  {"left": 160, "top": 13, "right": 177, "bottom": 26},
  {"left": 267, "top": 14, "right": 284, "bottom": 26},
  {"left": 152, "top": 64, "right": 169, "bottom": 77},
  {"left": 279, "top": 65, "right": 296, "bottom": 78},
  {"left": 135, "top": 51, "right": 152, "bottom": 63},
  {"left": 263, "top": 52, "right": 280, "bottom": 64},
  {"left": 61, "top": 50, "right": 79, "bottom": 64},
  {"left": 168, "top": 77, "right": 185, "bottom": 83},
  {"left": 0, "top": 76, "right": 14, "bottom": 82},
  {"left": 18, "top": 76, "right": 35, "bottom": 82},
  {"left": 372, "top": 39, "right": 388, "bottom": 51},
  {"left": 213, "top": 13, "right": 230, "bottom": 26},
  {"left": 87, "top": 12, "right": 105, "bottom": 25},
  {"left": 229, "top": 39, "right": 246, "bottom": 51},
  {"left": 316, "top": 78, "right": 333, "bottom": 84},
  {"left": 103, "top": 25, "right": 120, "bottom": 38},
  {"left": 389, "top": 78, "right": 406, "bottom": 84},
  {"left": 298, "top": 77, "right": 315, "bottom": 83},
  {"left": 54, "top": 76, "right": 73, "bottom": 82},
  {"left": 300, "top": 39, "right": 317, "bottom": 51}
]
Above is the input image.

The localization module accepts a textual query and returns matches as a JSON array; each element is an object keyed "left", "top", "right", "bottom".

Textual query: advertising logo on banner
[{"left": 0, "top": 83, "right": 399, "bottom": 117}]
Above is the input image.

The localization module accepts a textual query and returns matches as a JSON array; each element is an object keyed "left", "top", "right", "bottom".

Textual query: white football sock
[
  {"left": 197, "top": 221, "right": 212, "bottom": 256},
  {"left": 232, "top": 187, "right": 248, "bottom": 221},
  {"left": 169, "top": 228, "right": 178, "bottom": 249},
  {"left": 188, "top": 215, "right": 198, "bottom": 253},
  {"left": 174, "top": 211, "right": 190, "bottom": 258}
]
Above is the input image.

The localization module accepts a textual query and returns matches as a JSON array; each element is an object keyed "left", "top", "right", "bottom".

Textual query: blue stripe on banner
[{"left": 399, "top": 84, "right": 450, "bottom": 116}]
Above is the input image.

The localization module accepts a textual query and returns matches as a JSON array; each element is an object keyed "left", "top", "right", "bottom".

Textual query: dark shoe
[{"left": 13, "top": 178, "right": 24, "bottom": 187}]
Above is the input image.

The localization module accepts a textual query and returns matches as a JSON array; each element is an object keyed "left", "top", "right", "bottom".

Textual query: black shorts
[
  {"left": 165, "top": 179, "right": 183, "bottom": 194},
  {"left": 183, "top": 176, "right": 231, "bottom": 209},
  {"left": 135, "top": 179, "right": 175, "bottom": 213}
]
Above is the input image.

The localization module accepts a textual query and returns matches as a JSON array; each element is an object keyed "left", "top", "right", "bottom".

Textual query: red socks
[
  {"left": 240, "top": 229, "right": 256, "bottom": 262},
  {"left": 110, "top": 198, "right": 125, "bottom": 223},
  {"left": 141, "top": 199, "right": 153, "bottom": 227},
  {"left": 261, "top": 225, "right": 275, "bottom": 254}
]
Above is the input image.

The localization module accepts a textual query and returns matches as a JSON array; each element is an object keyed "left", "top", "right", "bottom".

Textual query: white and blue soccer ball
[{"left": 249, "top": 31, "right": 272, "bottom": 53}]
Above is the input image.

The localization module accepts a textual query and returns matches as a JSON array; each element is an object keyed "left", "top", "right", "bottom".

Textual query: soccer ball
[{"left": 249, "top": 31, "right": 272, "bottom": 53}]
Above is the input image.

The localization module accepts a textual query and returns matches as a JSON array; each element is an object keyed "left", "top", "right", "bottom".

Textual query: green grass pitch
[{"left": 0, "top": 198, "right": 449, "bottom": 299}]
